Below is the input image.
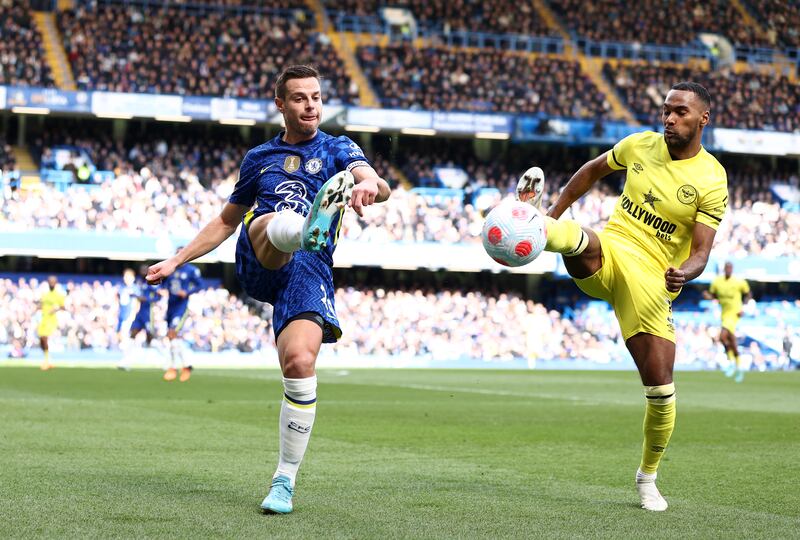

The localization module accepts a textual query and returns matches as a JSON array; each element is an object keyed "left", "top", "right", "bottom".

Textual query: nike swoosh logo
[{"left": 260, "top": 165, "right": 273, "bottom": 175}]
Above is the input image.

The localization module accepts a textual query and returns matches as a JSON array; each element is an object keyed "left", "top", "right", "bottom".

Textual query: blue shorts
[
  {"left": 130, "top": 306, "right": 153, "bottom": 334},
  {"left": 235, "top": 224, "right": 342, "bottom": 343},
  {"left": 166, "top": 301, "right": 190, "bottom": 332}
]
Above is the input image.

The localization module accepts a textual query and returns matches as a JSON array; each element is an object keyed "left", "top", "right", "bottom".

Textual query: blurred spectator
[
  {"left": 358, "top": 44, "right": 613, "bottom": 116},
  {"left": 0, "top": 0, "right": 55, "bottom": 87},
  {"left": 58, "top": 4, "right": 356, "bottom": 102}
]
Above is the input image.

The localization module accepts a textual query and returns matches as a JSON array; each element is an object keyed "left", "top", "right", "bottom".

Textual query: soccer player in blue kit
[
  {"left": 163, "top": 254, "right": 202, "bottom": 382},
  {"left": 146, "top": 65, "right": 390, "bottom": 513},
  {"left": 119, "top": 265, "right": 164, "bottom": 370}
]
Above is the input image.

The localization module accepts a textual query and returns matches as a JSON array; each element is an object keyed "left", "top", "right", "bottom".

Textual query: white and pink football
[{"left": 481, "top": 200, "right": 547, "bottom": 267}]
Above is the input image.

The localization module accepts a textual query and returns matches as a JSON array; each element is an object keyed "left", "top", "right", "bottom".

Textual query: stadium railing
[
  {"left": 574, "top": 37, "right": 710, "bottom": 63},
  {"left": 84, "top": 0, "right": 311, "bottom": 16},
  {"left": 330, "top": 13, "right": 564, "bottom": 54}
]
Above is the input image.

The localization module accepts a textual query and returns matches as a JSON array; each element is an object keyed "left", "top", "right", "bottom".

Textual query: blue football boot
[{"left": 301, "top": 171, "right": 355, "bottom": 251}]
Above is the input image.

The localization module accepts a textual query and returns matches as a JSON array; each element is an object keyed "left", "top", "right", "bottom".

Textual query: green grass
[{"left": 1, "top": 367, "right": 798, "bottom": 539}]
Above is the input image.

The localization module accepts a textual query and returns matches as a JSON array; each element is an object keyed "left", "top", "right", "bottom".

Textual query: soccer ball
[{"left": 481, "top": 200, "right": 547, "bottom": 267}]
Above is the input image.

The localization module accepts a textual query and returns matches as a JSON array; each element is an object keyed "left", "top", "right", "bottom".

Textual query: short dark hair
[
  {"left": 670, "top": 81, "right": 711, "bottom": 110},
  {"left": 275, "top": 65, "right": 320, "bottom": 100}
]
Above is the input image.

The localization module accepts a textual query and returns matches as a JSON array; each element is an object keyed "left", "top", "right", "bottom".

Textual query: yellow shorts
[
  {"left": 721, "top": 312, "right": 739, "bottom": 333},
  {"left": 37, "top": 317, "right": 58, "bottom": 338},
  {"left": 573, "top": 231, "right": 677, "bottom": 343}
]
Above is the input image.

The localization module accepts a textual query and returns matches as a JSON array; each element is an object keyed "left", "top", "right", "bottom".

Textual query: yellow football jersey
[
  {"left": 605, "top": 131, "right": 728, "bottom": 269},
  {"left": 40, "top": 289, "right": 65, "bottom": 320},
  {"left": 710, "top": 275, "right": 750, "bottom": 316}
]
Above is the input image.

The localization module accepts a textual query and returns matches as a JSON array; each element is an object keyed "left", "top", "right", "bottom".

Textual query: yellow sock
[
  {"left": 639, "top": 383, "right": 676, "bottom": 475},
  {"left": 543, "top": 216, "right": 588, "bottom": 257}
]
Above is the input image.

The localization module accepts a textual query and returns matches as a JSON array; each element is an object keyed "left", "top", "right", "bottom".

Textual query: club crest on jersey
[
  {"left": 305, "top": 158, "right": 323, "bottom": 174},
  {"left": 677, "top": 184, "right": 698, "bottom": 205},
  {"left": 283, "top": 155, "right": 301, "bottom": 173}
]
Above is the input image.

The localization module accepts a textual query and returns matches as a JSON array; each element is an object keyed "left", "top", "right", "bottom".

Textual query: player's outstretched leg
[
  {"left": 516, "top": 166, "right": 592, "bottom": 261},
  {"left": 301, "top": 171, "right": 354, "bottom": 251},
  {"left": 516, "top": 166, "right": 545, "bottom": 208}
]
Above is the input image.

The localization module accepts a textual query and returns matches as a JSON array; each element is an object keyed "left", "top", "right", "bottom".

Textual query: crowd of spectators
[
  {"left": 0, "top": 137, "right": 16, "bottom": 174},
  {"left": 0, "top": 276, "right": 271, "bottom": 356},
  {"left": 548, "top": 0, "right": 771, "bottom": 47},
  {"left": 604, "top": 62, "right": 800, "bottom": 132},
  {"left": 57, "top": 3, "right": 357, "bottom": 102},
  {"left": 2, "top": 131, "right": 798, "bottom": 257},
  {"left": 2, "top": 276, "right": 794, "bottom": 370},
  {"left": 0, "top": 0, "right": 54, "bottom": 88},
  {"left": 358, "top": 45, "right": 613, "bottom": 116},
  {"left": 325, "top": 0, "right": 557, "bottom": 37},
  {"left": 747, "top": 0, "right": 800, "bottom": 48}
]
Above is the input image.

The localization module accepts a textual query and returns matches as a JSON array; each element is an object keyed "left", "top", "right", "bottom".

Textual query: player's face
[
  {"left": 724, "top": 262, "right": 733, "bottom": 277},
  {"left": 47, "top": 276, "right": 57, "bottom": 290},
  {"left": 276, "top": 78, "right": 322, "bottom": 139},
  {"left": 661, "top": 90, "right": 709, "bottom": 150}
]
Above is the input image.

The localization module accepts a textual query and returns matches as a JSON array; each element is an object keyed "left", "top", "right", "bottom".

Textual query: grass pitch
[{"left": 1, "top": 367, "right": 798, "bottom": 539}]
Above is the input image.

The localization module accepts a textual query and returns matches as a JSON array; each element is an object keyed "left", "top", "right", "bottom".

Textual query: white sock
[
  {"left": 118, "top": 337, "right": 133, "bottom": 368},
  {"left": 267, "top": 210, "right": 305, "bottom": 253},
  {"left": 169, "top": 339, "right": 181, "bottom": 369},
  {"left": 636, "top": 468, "right": 657, "bottom": 482},
  {"left": 275, "top": 376, "right": 317, "bottom": 486}
]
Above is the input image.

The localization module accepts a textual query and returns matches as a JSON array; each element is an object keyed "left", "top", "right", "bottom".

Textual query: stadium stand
[
  {"left": 547, "top": 0, "right": 771, "bottom": 47},
  {"left": 324, "top": 0, "right": 558, "bottom": 36},
  {"left": 358, "top": 44, "right": 613, "bottom": 116},
  {"left": 603, "top": 62, "right": 800, "bottom": 132},
  {"left": 56, "top": 3, "right": 357, "bottom": 102},
  {"left": 747, "top": 0, "right": 800, "bottom": 48},
  {"left": 0, "top": 1, "right": 55, "bottom": 87}
]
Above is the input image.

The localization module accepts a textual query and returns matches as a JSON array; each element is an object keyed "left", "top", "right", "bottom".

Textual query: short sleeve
[
  {"left": 741, "top": 279, "right": 750, "bottom": 295},
  {"left": 696, "top": 171, "right": 728, "bottom": 230},
  {"left": 228, "top": 150, "right": 259, "bottom": 207},
  {"left": 709, "top": 279, "right": 717, "bottom": 296},
  {"left": 606, "top": 132, "right": 644, "bottom": 171},
  {"left": 333, "top": 136, "right": 371, "bottom": 172}
]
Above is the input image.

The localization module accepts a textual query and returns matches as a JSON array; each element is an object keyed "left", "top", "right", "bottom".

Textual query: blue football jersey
[
  {"left": 229, "top": 130, "right": 371, "bottom": 267},
  {"left": 136, "top": 279, "right": 162, "bottom": 307},
  {"left": 166, "top": 263, "right": 202, "bottom": 307}
]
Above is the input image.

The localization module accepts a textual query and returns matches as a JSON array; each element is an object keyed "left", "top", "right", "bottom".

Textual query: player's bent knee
[
  {"left": 248, "top": 213, "right": 293, "bottom": 270},
  {"left": 281, "top": 349, "right": 317, "bottom": 378}
]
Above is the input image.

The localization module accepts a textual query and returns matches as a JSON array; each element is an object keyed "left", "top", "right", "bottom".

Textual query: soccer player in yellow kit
[
  {"left": 704, "top": 261, "right": 751, "bottom": 383},
  {"left": 37, "top": 275, "right": 66, "bottom": 371},
  {"left": 518, "top": 82, "right": 727, "bottom": 511}
]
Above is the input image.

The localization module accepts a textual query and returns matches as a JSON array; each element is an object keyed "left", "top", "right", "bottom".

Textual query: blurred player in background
[
  {"left": 518, "top": 82, "right": 727, "bottom": 510},
  {"left": 37, "top": 275, "right": 65, "bottom": 371},
  {"left": 118, "top": 265, "right": 163, "bottom": 371},
  {"left": 163, "top": 252, "right": 202, "bottom": 382},
  {"left": 147, "top": 64, "right": 390, "bottom": 514},
  {"left": 115, "top": 268, "right": 138, "bottom": 369},
  {"left": 704, "top": 261, "right": 751, "bottom": 383}
]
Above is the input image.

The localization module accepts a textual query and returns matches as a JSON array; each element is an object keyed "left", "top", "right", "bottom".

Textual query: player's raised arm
[
  {"left": 350, "top": 165, "right": 391, "bottom": 217},
  {"left": 547, "top": 151, "right": 615, "bottom": 219},
  {"left": 147, "top": 202, "right": 249, "bottom": 284}
]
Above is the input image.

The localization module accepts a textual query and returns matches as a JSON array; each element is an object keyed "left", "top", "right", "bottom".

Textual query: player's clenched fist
[
  {"left": 664, "top": 266, "right": 686, "bottom": 293},
  {"left": 146, "top": 258, "right": 178, "bottom": 285}
]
